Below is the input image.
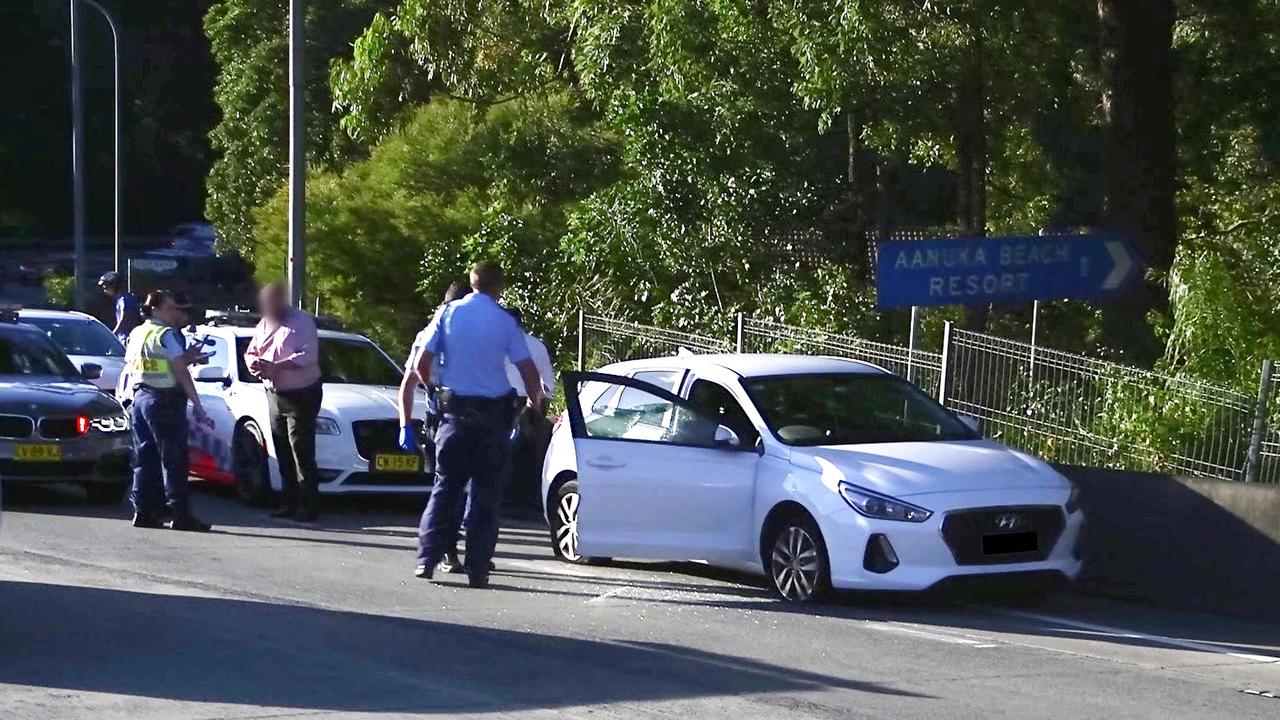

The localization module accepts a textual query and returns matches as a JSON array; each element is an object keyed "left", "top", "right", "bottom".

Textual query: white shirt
[{"left": 506, "top": 332, "right": 554, "bottom": 397}]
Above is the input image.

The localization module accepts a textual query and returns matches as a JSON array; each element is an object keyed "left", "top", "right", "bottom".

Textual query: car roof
[
  {"left": 600, "top": 353, "right": 888, "bottom": 378},
  {"left": 0, "top": 321, "right": 48, "bottom": 338},
  {"left": 194, "top": 324, "right": 374, "bottom": 344},
  {"left": 18, "top": 308, "right": 98, "bottom": 322}
]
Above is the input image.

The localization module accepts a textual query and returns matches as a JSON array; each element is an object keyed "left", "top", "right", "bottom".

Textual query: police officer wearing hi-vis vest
[
  {"left": 406, "top": 261, "right": 544, "bottom": 589},
  {"left": 123, "top": 290, "right": 213, "bottom": 532}
]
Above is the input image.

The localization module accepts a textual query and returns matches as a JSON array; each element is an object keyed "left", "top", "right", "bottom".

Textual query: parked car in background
[
  {"left": 542, "top": 354, "right": 1084, "bottom": 603},
  {"left": 0, "top": 311, "right": 131, "bottom": 503},
  {"left": 118, "top": 312, "right": 433, "bottom": 505},
  {"left": 167, "top": 222, "right": 218, "bottom": 256},
  {"left": 18, "top": 309, "right": 125, "bottom": 394}
]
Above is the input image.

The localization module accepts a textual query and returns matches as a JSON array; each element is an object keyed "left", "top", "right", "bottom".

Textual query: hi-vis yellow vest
[{"left": 124, "top": 320, "right": 177, "bottom": 389}]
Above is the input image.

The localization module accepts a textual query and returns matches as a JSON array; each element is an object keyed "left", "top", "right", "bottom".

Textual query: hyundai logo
[{"left": 995, "top": 513, "right": 1024, "bottom": 531}]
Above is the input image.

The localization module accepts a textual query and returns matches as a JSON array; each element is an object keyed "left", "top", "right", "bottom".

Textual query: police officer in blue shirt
[{"left": 408, "top": 262, "right": 544, "bottom": 588}]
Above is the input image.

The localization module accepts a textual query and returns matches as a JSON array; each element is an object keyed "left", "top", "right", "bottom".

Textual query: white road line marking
[
  {"left": 587, "top": 586, "right": 634, "bottom": 604},
  {"left": 864, "top": 621, "right": 1000, "bottom": 647},
  {"left": 997, "top": 609, "right": 1280, "bottom": 664}
]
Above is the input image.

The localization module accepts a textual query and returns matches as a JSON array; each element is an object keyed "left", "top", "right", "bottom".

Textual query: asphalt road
[{"left": 2, "top": 484, "right": 1278, "bottom": 720}]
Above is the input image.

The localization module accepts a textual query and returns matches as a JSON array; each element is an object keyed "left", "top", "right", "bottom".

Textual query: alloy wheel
[
  {"left": 770, "top": 525, "right": 821, "bottom": 602},
  {"left": 555, "top": 490, "right": 581, "bottom": 562}
]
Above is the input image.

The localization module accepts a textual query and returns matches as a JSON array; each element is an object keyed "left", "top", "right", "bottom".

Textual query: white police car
[
  {"left": 118, "top": 312, "right": 431, "bottom": 505},
  {"left": 542, "top": 354, "right": 1084, "bottom": 603}
]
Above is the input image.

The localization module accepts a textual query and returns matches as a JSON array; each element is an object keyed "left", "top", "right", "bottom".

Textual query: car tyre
[
  {"left": 233, "top": 421, "right": 274, "bottom": 507},
  {"left": 765, "top": 512, "right": 832, "bottom": 603},
  {"left": 549, "top": 479, "right": 607, "bottom": 565},
  {"left": 83, "top": 479, "right": 128, "bottom": 505}
]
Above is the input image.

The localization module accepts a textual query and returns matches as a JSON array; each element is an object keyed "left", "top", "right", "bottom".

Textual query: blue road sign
[{"left": 875, "top": 233, "right": 1139, "bottom": 308}]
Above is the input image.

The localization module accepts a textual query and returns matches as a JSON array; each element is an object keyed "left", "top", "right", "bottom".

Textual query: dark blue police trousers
[
  {"left": 129, "top": 386, "right": 191, "bottom": 518},
  {"left": 417, "top": 398, "right": 513, "bottom": 575}
]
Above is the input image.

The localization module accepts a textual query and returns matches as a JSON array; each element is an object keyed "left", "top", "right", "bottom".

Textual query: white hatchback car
[
  {"left": 118, "top": 316, "right": 431, "bottom": 505},
  {"left": 542, "top": 354, "right": 1084, "bottom": 602},
  {"left": 18, "top": 309, "right": 126, "bottom": 394}
]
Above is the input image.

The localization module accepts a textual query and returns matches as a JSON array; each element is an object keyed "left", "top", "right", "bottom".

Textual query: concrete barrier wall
[{"left": 1058, "top": 465, "right": 1280, "bottom": 620}]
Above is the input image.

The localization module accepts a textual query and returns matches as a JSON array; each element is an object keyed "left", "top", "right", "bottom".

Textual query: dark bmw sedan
[{"left": 0, "top": 314, "right": 131, "bottom": 503}]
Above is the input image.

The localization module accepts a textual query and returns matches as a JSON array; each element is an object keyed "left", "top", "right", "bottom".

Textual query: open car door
[{"left": 564, "top": 371, "right": 761, "bottom": 563}]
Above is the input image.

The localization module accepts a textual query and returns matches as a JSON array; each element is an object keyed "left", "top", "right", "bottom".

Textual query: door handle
[{"left": 584, "top": 457, "right": 626, "bottom": 470}]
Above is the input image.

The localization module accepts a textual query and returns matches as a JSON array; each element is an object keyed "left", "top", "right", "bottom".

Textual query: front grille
[
  {"left": 941, "top": 506, "right": 1065, "bottom": 566},
  {"left": 352, "top": 419, "right": 423, "bottom": 460},
  {"left": 39, "top": 417, "right": 82, "bottom": 439},
  {"left": 342, "top": 471, "right": 432, "bottom": 487},
  {"left": 0, "top": 460, "right": 97, "bottom": 479},
  {"left": 0, "top": 415, "right": 34, "bottom": 439}
]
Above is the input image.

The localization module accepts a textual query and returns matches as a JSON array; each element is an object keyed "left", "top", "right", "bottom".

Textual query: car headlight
[
  {"left": 838, "top": 482, "right": 932, "bottom": 523},
  {"left": 90, "top": 414, "right": 129, "bottom": 433},
  {"left": 315, "top": 417, "right": 341, "bottom": 436},
  {"left": 1064, "top": 483, "right": 1081, "bottom": 515}
]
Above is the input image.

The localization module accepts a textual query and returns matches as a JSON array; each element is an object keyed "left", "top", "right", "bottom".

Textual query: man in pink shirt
[{"left": 244, "top": 283, "right": 324, "bottom": 523}]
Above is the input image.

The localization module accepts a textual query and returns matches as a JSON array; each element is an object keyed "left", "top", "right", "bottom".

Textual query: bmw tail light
[{"left": 76, "top": 416, "right": 90, "bottom": 435}]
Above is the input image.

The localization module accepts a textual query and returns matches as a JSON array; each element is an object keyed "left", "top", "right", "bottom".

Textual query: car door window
[
  {"left": 615, "top": 369, "right": 682, "bottom": 411},
  {"left": 687, "top": 379, "right": 759, "bottom": 447},
  {"left": 571, "top": 373, "right": 723, "bottom": 448},
  {"left": 194, "top": 333, "right": 233, "bottom": 380}
]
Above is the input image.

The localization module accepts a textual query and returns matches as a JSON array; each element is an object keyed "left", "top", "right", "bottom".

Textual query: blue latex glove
[{"left": 397, "top": 425, "right": 417, "bottom": 452}]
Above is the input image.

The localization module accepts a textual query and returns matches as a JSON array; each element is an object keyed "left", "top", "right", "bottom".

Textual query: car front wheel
[
  {"left": 548, "top": 479, "right": 609, "bottom": 565},
  {"left": 766, "top": 514, "right": 832, "bottom": 603},
  {"left": 233, "top": 421, "right": 274, "bottom": 507}
]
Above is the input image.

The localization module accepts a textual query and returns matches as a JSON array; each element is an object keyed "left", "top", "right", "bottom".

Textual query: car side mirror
[
  {"left": 81, "top": 362, "right": 102, "bottom": 380},
  {"left": 714, "top": 424, "right": 741, "bottom": 448},
  {"left": 957, "top": 414, "right": 981, "bottom": 433},
  {"left": 195, "top": 365, "right": 229, "bottom": 384}
]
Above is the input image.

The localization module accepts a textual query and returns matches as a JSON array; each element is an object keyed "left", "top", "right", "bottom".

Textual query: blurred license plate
[
  {"left": 14, "top": 444, "right": 60, "bottom": 462},
  {"left": 982, "top": 531, "right": 1038, "bottom": 555},
  {"left": 373, "top": 453, "right": 421, "bottom": 472}
]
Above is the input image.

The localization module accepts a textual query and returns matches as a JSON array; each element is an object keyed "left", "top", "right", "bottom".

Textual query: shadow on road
[{"left": 0, "top": 580, "right": 930, "bottom": 712}]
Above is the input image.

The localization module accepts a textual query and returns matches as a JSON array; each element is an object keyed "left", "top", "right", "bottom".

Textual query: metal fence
[
  {"left": 575, "top": 312, "right": 732, "bottom": 371},
  {"left": 940, "top": 325, "right": 1278, "bottom": 482},
  {"left": 739, "top": 317, "right": 943, "bottom": 397},
  {"left": 573, "top": 310, "right": 1280, "bottom": 483}
]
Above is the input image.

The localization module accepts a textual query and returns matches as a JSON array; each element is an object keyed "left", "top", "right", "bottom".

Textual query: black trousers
[
  {"left": 417, "top": 397, "right": 516, "bottom": 574},
  {"left": 267, "top": 382, "right": 323, "bottom": 513}
]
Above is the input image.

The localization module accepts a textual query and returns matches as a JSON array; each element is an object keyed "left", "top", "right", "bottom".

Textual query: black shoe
[
  {"left": 439, "top": 552, "right": 464, "bottom": 575},
  {"left": 414, "top": 564, "right": 434, "bottom": 580},
  {"left": 167, "top": 515, "right": 212, "bottom": 533},
  {"left": 467, "top": 572, "right": 490, "bottom": 589},
  {"left": 291, "top": 509, "right": 319, "bottom": 524},
  {"left": 269, "top": 506, "right": 297, "bottom": 519},
  {"left": 131, "top": 513, "right": 163, "bottom": 529}
]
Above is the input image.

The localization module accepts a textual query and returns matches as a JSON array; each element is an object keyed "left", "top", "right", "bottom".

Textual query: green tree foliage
[
  {"left": 204, "top": 0, "right": 395, "bottom": 252},
  {"left": 252, "top": 93, "right": 619, "bottom": 354},
  {"left": 224, "top": 0, "right": 1280, "bottom": 399}
]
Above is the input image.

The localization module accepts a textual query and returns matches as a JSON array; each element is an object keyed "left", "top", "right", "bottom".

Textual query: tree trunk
[
  {"left": 956, "top": 31, "right": 989, "bottom": 331},
  {"left": 1097, "top": 0, "right": 1177, "bottom": 365}
]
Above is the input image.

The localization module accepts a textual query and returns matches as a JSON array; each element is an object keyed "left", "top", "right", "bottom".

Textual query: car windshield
[
  {"left": 22, "top": 316, "right": 125, "bottom": 357},
  {"left": 0, "top": 331, "right": 82, "bottom": 378},
  {"left": 743, "top": 373, "right": 977, "bottom": 446},
  {"left": 234, "top": 336, "right": 401, "bottom": 386}
]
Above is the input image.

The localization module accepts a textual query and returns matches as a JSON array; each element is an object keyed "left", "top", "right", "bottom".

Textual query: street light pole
[
  {"left": 68, "top": 0, "right": 87, "bottom": 310},
  {"left": 82, "top": 0, "right": 122, "bottom": 275},
  {"left": 287, "top": 0, "right": 306, "bottom": 308}
]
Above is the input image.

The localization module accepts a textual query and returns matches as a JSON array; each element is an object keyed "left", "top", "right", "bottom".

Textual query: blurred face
[
  {"left": 100, "top": 283, "right": 116, "bottom": 297},
  {"left": 259, "top": 286, "right": 287, "bottom": 320},
  {"left": 151, "top": 298, "right": 188, "bottom": 327}
]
